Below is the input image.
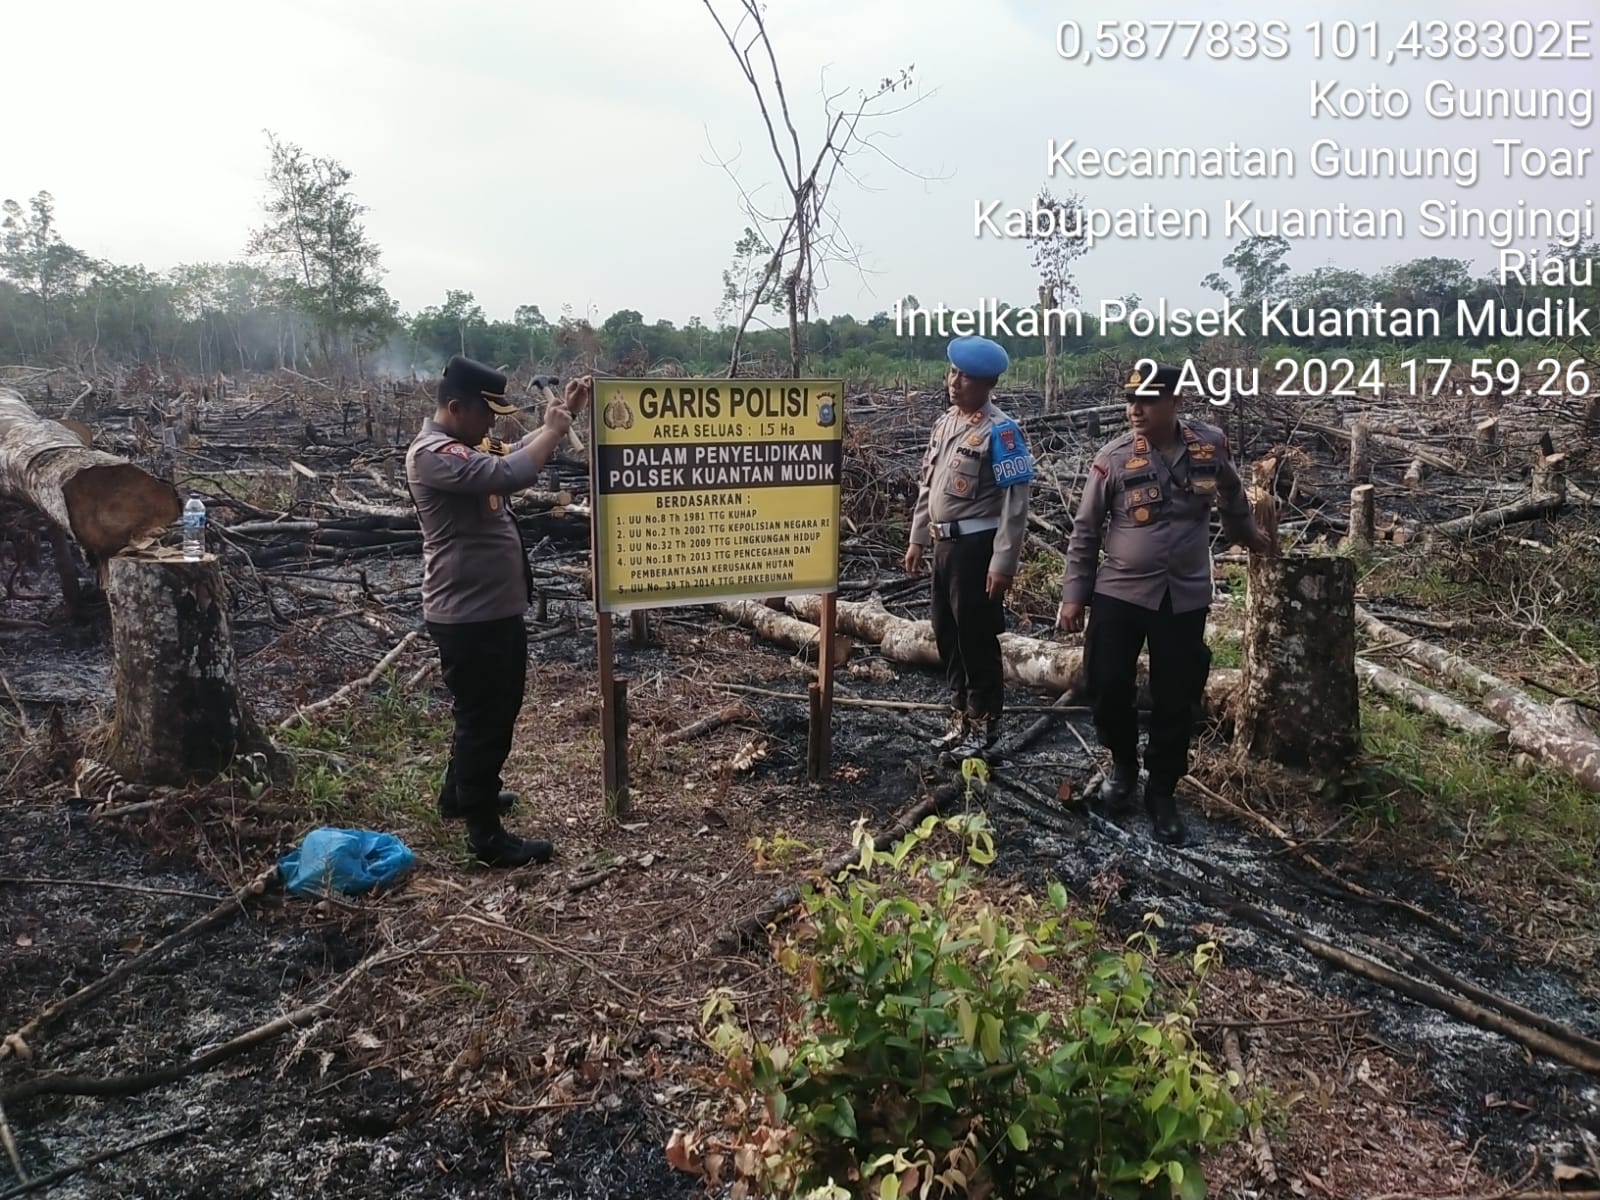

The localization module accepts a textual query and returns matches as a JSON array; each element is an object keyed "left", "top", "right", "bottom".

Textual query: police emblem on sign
[
  {"left": 816, "top": 393, "right": 837, "bottom": 427},
  {"left": 603, "top": 394, "right": 634, "bottom": 430}
]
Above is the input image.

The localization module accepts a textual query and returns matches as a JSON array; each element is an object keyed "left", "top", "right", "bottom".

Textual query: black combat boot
[
  {"left": 1145, "top": 786, "right": 1186, "bottom": 846},
  {"left": 466, "top": 812, "right": 554, "bottom": 868},
  {"left": 1094, "top": 760, "right": 1139, "bottom": 815},
  {"left": 439, "top": 786, "right": 517, "bottom": 820}
]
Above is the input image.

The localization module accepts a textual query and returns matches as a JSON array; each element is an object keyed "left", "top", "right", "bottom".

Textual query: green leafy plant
[{"left": 698, "top": 812, "right": 1252, "bottom": 1199}]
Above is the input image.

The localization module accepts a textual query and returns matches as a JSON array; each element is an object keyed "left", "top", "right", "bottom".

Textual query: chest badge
[
  {"left": 1125, "top": 456, "right": 1147, "bottom": 470},
  {"left": 488, "top": 494, "right": 501, "bottom": 511},
  {"left": 1133, "top": 506, "right": 1151, "bottom": 523}
]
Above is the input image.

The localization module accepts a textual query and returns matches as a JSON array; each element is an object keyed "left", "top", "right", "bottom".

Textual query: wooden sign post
[{"left": 589, "top": 377, "right": 845, "bottom": 803}]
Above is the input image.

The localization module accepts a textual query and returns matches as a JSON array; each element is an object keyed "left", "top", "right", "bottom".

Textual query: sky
[{"left": 5, "top": 0, "right": 1597, "bottom": 328}]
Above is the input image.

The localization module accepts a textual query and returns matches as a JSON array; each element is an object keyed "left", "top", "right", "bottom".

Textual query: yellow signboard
[{"left": 591, "top": 378, "right": 844, "bottom": 612}]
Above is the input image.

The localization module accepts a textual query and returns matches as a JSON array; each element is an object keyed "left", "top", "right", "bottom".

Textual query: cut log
[
  {"left": 104, "top": 551, "right": 277, "bottom": 786},
  {"left": 1476, "top": 416, "right": 1498, "bottom": 447},
  {"left": 1403, "top": 458, "right": 1424, "bottom": 492},
  {"left": 0, "top": 388, "right": 181, "bottom": 562},
  {"left": 1430, "top": 494, "right": 1564, "bottom": 541},
  {"left": 741, "top": 596, "right": 1241, "bottom": 714},
  {"left": 1357, "top": 606, "right": 1600, "bottom": 793},
  {"left": 1354, "top": 658, "right": 1506, "bottom": 744},
  {"left": 1235, "top": 553, "right": 1360, "bottom": 775}
]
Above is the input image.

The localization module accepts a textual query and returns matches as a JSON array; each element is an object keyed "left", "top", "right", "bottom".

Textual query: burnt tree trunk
[
  {"left": 105, "top": 551, "right": 275, "bottom": 786},
  {"left": 1235, "top": 552, "right": 1360, "bottom": 777}
]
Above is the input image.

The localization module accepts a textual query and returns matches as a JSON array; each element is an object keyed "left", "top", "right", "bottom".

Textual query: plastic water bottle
[{"left": 182, "top": 493, "right": 206, "bottom": 560}]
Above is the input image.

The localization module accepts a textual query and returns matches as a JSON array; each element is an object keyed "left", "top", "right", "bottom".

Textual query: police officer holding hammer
[
  {"left": 1058, "top": 363, "right": 1268, "bottom": 845},
  {"left": 406, "top": 355, "right": 591, "bottom": 868},
  {"left": 904, "top": 335, "right": 1033, "bottom": 761}
]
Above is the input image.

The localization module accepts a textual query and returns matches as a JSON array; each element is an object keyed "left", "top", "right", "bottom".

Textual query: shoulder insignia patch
[{"left": 438, "top": 442, "right": 472, "bottom": 460}]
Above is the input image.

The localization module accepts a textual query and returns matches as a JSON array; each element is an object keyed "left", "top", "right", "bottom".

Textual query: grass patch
[
  {"left": 1353, "top": 701, "right": 1600, "bottom": 877},
  {"left": 277, "top": 675, "right": 455, "bottom": 851},
  {"left": 1208, "top": 639, "right": 1242, "bottom": 669},
  {"left": 1013, "top": 548, "right": 1063, "bottom": 621}
]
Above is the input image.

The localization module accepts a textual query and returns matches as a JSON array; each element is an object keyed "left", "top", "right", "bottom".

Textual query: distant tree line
[{"left": 3, "top": 135, "right": 1595, "bottom": 385}]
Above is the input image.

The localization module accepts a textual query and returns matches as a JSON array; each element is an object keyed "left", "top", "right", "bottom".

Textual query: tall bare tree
[{"left": 701, "top": 0, "right": 928, "bottom": 377}]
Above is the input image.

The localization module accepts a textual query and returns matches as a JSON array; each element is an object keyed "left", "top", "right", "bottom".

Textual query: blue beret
[{"left": 947, "top": 335, "right": 1007, "bottom": 379}]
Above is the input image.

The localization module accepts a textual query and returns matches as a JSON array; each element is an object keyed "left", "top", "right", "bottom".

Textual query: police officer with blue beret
[
  {"left": 1058, "top": 363, "right": 1269, "bottom": 844},
  {"left": 406, "top": 355, "right": 591, "bottom": 867},
  {"left": 904, "top": 336, "right": 1034, "bottom": 760}
]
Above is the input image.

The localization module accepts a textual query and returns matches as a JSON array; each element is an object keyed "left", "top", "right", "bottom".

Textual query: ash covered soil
[
  {"left": 5, "top": 520, "right": 1600, "bottom": 1194},
  {"left": 6, "top": 618, "right": 1600, "bottom": 1198},
  {"left": 0, "top": 803, "right": 698, "bottom": 1200}
]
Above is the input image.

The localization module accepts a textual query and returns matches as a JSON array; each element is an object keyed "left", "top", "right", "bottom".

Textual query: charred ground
[{"left": 3, "top": 367, "right": 1600, "bottom": 1198}]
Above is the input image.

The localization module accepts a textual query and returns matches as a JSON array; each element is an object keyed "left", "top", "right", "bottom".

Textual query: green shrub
[{"left": 701, "top": 809, "right": 1252, "bottom": 1199}]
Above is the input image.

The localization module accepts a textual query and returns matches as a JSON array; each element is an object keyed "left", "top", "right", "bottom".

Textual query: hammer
[{"left": 530, "top": 373, "right": 585, "bottom": 454}]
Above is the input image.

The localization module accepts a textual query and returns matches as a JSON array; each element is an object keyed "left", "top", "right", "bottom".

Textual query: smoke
[{"left": 367, "top": 332, "right": 444, "bottom": 381}]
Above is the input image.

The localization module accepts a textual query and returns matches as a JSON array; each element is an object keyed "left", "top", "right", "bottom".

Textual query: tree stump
[
  {"left": 1532, "top": 451, "right": 1567, "bottom": 500},
  {"left": 105, "top": 551, "right": 276, "bottom": 786},
  {"left": 1234, "top": 551, "right": 1360, "bottom": 779},
  {"left": 1349, "top": 484, "right": 1375, "bottom": 549},
  {"left": 1349, "top": 415, "right": 1371, "bottom": 483}
]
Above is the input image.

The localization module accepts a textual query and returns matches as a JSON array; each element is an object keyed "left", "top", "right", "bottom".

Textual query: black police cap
[
  {"left": 440, "top": 355, "right": 518, "bottom": 414},
  {"left": 1123, "top": 363, "right": 1184, "bottom": 398}
]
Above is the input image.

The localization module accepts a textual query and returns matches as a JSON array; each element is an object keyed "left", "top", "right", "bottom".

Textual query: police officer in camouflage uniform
[
  {"left": 406, "top": 355, "right": 591, "bottom": 868},
  {"left": 904, "top": 336, "right": 1033, "bottom": 760},
  {"left": 1057, "top": 363, "right": 1269, "bottom": 845}
]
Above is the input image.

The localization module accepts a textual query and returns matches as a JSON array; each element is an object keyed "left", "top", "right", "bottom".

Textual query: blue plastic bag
[{"left": 277, "top": 827, "right": 415, "bottom": 898}]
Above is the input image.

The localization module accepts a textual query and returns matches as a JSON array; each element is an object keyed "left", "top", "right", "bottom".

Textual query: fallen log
[
  {"left": 726, "top": 596, "right": 1241, "bottom": 714},
  {"left": 1430, "top": 494, "right": 1565, "bottom": 541},
  {"left": 1302, "top": 418, "right": 1458, "bottom": 473},
  {"left": 0, "top": 388, "right": 180, "bottom": 562},
  {"left": 1354, "top": 658, "right": 1507, "bottom": 743},
  {"left": 1357, "top": 607, "right": 1600, "bottom": 792}
]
